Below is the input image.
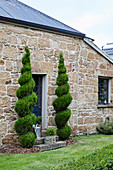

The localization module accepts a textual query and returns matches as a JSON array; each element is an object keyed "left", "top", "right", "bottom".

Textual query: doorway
[
  {"left": 32, "top": 75, "right": 42, "bottom": 117},
  {"left": 32, "top": 73, "right": 48, "bottom": 130}
]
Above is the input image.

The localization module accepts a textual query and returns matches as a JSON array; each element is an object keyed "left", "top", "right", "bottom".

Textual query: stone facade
[{"left": 0, "top": 22, "right": 113, "bottom": 147}]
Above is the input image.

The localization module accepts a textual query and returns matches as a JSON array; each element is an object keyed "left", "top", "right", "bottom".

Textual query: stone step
[
  {"left": 34, "top": 141, "right": 66, "bottom": 152},
  {"left": 35, "top": 135, "right": 59, "bottom": 145},
  {"left": 35, "top": 137, "right": 44, "bottom": 145}
]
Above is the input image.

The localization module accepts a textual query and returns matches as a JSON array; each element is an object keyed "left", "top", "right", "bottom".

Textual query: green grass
[{"left": 1, "top": 134, "right": 113, "bottom": 170}]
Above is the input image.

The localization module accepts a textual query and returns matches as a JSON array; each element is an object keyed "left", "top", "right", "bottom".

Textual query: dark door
[{"left": 32, "top": 75, "right": 42, "bottom": 117}]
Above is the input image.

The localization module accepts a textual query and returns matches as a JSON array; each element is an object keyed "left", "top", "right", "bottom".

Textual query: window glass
[{"left": 98, "top": 78, "right": 109, "bottom": 104}]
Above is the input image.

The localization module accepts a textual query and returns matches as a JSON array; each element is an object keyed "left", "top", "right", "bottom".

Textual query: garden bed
[{"left": 0, "top": 138, "right": 76, "bottom": 154}]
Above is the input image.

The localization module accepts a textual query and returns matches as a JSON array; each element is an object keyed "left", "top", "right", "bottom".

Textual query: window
[{"left": 98, "top": 77, "right": 110, "bottom": 105}]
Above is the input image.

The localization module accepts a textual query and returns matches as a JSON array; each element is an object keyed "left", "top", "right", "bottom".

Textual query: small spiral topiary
[
  {"left": 53, "top": 53, "right": 72, "bottom": 140},
  {"left": 14, "top": 46, "right": 37, "bottom": 148}
]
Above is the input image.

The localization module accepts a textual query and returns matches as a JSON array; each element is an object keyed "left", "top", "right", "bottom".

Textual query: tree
[
  {"left": 53, "top": 53, "right": 72, "bottom": 140},
  {"left": 14, "top": 46, "right": 37, "bottom": 148}
]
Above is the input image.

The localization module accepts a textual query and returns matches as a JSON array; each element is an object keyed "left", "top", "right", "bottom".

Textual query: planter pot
[{"left": 44, "top": 135, "right": 56, "bottom": 145}]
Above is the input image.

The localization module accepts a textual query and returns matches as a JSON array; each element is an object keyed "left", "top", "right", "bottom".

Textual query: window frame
[{"left": 98, "top": 77, "right": 110, "bottom": 105}]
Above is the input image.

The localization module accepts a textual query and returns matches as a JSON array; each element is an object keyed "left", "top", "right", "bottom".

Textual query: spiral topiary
[
  {"left": 14, "top": 46, "right": 37, "bottom": 148},
  {"left": 53, "top": 53, "right": 72, "bottom": 140}
]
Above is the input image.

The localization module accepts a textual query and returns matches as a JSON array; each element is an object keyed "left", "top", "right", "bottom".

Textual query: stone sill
[{"left": 97, "top": 104, "right": 113, "bottom": 108}]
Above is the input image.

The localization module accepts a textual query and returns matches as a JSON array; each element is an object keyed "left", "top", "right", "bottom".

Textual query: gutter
[
  {"left": 0, "top": 16, "right": 85, "bottom": 38},
  {"left": 84, "top": 38, "right": 113, "bottom": 64}
]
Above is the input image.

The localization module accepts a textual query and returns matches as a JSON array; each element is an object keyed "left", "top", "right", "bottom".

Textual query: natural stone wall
[
  {"left": 0, "top": 22, "right": 113, "bottom": 147},
  {"left": 76, "top": 44, "right": 113, "bottom": 135}
]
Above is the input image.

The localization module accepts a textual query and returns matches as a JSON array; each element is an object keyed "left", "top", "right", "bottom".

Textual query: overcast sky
[{"left": 19, "top": 0, "right": 113, "bottom": 48}]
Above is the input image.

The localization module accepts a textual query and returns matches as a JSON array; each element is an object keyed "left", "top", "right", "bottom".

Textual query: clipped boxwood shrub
[
  {"left": 57, "top": 124, "right": 72, "bottom": 140},
  {"left": 53, "top": 53, "right": 72, "bottom": 140},
  {"left": 56, "top": 74, "right": 68, "bottom": 86},
  {"left": 15, "top": 92, "right": 37, "bottom": 117},
  {"left": 18, "top": 71, "right": 32, "bottom": 86},
  {"left": 14, "top": 46, "right": 37, "bottom": 148},
  {"left": 19, "top": 132, "right": 35, "bottom": 148},
  {"left": 55, "top": 144, "right": 113, "bottom": 170},
  {"left": 53, "top": 93, "right": 72, "bottom": 113},
  {"left": 14, "top": 113, "right": 36, "bottom": 136},
  {"left": 55, "top": 109, "right": 71, "bottom": 129},
  {"left": 55, "top": 83, "right": 70, "bottom": 97},
  {"left": 16, "top": 79, "right": 35, "bottom": 99},
  {"left": 96, "top": 119, "right": 113, "bottom": 135}
]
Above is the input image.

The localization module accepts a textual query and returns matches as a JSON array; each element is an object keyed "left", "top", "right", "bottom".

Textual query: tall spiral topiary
[
  {"left": 53, "top": 53, "right": 72, "bottom": 140},
  {"left": 14, "top": 46, "right": 37, "bottom": 148}
]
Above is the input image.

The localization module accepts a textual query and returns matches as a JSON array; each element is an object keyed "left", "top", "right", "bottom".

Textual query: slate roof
[
  {"left": 0, "top": 0, "right": 85, "bottom": 37},
  {"left": 84, "top": 38, "right": 113, "bottom": 63},
  {"left": 102, "top": 43, "right": 113, "bottom": 60}
]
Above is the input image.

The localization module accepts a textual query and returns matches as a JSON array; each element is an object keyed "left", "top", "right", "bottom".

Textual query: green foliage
[
  {"left": 14, "top": 92, "right": 37, "bottom": 117},
  {"left": 56, "top": 74, "right": 68, "bottom": 86},
  {"left": 37, "top": 116, "right": 42, "bottom": 125},
  {"left": 55, "top": 144, "right": 113, "bottom": 170},
  {"left": 16, "top": 79, "right": 35, "bottom": 99},
  {"left": 19, "top": 132, "right": 35, "bottom": 148},
  {"left": 55, "top": 109, "right": 71, "bottom": 129},
  {"left": 46, "top": 128, "right": 57, "bottom": 136},
  {"left": 14, "top": 46, "right": 37, "bottom": 148},
  {"left": 14, "top": 113, "right": 36, "bottom": 136},
  {"left": 53, "top": 93, "right": 72, "bottom": 113},
  {"left": 22, "top": 46, "right": 30, "bottom": 65},
  {"left": 53, "top": 53, "right": 72, "bottom": 140},
  {"left": 57, "top": 125, "right": 72, "bottom": 140},
  {"left": 96, "top": 119, "right": 113, "bottom": 135},
  {"left": 21, "top": 64, "right": 32, "bottom": 74},
  {"left": 58, "top": 53, "right": 66, "bottom": 73},
  {"left": 58, "top": 66, "right": 66, "bottom": 75},
  {"left": 55, "top": 83, "right": 70, "bottom": 97},
  {"left": 18, "top": 71, "right": 32, "bottom": 86}
]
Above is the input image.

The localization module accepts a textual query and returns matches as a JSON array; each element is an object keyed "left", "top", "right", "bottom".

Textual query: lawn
[{"left": 0, "top": 134, "right": 113, "bottom": 170}]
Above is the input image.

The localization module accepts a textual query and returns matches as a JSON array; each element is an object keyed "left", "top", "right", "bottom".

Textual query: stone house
[{"left": 0, "top": 0, "right": 113, "bottom": 147}]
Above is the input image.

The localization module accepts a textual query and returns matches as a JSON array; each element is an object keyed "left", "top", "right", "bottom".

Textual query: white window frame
[{"left": 98, "top": 77, "right": 111, "bottom": 105}]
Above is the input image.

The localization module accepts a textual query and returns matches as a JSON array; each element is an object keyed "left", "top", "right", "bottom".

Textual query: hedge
[{"left": 55, "top": 144, "right": 113, "bottom": 170}]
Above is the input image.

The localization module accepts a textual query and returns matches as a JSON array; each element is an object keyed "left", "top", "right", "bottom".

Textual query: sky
[{"left": 19, "top": 0, "right": 113, "bottom": 48}]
